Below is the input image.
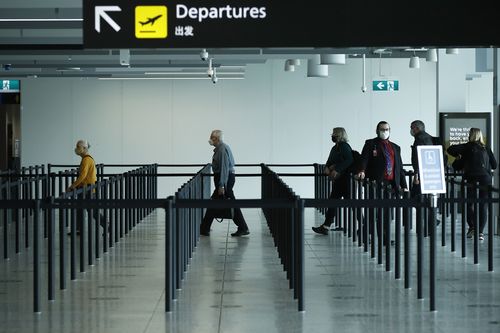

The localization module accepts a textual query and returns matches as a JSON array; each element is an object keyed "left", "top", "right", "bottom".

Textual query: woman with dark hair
[{"left": 447, "top": 128, "right": 497, "bottom": 240}]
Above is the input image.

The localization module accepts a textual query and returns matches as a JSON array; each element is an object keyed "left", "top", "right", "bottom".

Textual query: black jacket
[
  {"left": 360, "top": 137, "right": 407, "bottom": 189},
  {"left": 411, "top": 131, "right": 434, "bottom": 173},
  {"left": 447, "top": 142, "right": 497, "bottom": 177}
]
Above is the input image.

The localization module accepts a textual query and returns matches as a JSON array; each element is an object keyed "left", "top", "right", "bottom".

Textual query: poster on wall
[{"left": 439, "top": 112, "right": 491, "bottom": 167}]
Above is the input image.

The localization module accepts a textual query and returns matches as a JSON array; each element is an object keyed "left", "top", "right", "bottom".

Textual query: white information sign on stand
[{"left": 417, "top": 145, "right": 446, "bottom": 194}]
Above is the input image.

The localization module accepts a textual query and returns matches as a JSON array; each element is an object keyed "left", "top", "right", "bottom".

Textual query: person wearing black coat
[
  {"left": 357, "top": 121, "right": 407, "bottom": 191},
  {"left": 447, "top": 128, "right": 497, "bottom": 240},
  {"left": 410, "top": 120, "right": 434, "bottom": 195},
  {"left": 357, "top": 121, "right": 407, "bottom": 242},
  {"left": 312, "top": 127, "right": 354, "bottom": 235}
]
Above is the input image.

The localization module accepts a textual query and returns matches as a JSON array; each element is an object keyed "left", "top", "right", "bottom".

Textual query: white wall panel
[{"left": 21, "top": 58, "right": 438, "bottom": 198}]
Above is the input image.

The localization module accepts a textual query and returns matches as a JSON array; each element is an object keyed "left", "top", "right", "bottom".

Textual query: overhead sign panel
[{"left": 83, "top": 1, "right": 500, "bottom": 48}]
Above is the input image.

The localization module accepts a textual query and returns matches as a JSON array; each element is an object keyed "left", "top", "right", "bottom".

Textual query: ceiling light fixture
[
  {"left": 284, "top": 59, "right": 295, "bottom": 72},
  {"left": 409, "top": 53, "right": 420, "bottom": 69},
  {"left": 307, "top": 55, "right": 328, "bottom": 78},
  {"left": 0, "top": 18, "right": 82, "bottom": 22},
  {"left": 446, "top": 48, "right": 459, "bottom": 55},
  {"left": 119, "top": 49, "right": 130, "bottom": 66},
  {"left": 320, "top": 54, "right": 346, "bottom": 65},
  {"left": 426, "top": 48, "right": 438, "bottom": 62}
]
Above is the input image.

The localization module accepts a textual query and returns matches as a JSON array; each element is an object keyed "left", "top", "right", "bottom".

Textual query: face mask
[
  {"left": 331, "top": 136, "right": 338, "bottom": 143},
  {"left": 410, "top": 129, "right": 415, "bottom": 137},
  {"left": 74, "top": 148, "right": 80, "bottom": 155},
  {"left": 208, "top": 139, "right": 214, "bottom": 146},
  {"left": 378, "top": 131, "right": 390, "bottom": 140}
]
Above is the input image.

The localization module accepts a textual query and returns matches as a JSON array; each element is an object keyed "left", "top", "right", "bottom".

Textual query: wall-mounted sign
[
  {"left": 1, "top": 80, "right": 20, "bottom": 93},
  {"left": 372, "top": 80, "right": 399, "bottom": 91},
  {"left": 417, "top": 145, "right": 446, "bottom": 194},
  {"left": 83, "top": 1, "right": 500, "bottom": 48},
  {"left": 439, "top": 113, "right": 491, "bottom": 167}
]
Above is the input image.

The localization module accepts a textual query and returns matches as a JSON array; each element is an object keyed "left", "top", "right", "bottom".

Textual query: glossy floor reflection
[{"left": 0, "top": 208, "right": 499, "bottom": 333}]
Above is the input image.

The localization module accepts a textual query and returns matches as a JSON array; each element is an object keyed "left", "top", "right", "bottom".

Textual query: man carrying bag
[{"left": 200, "top": 130, "right": 250, "bottom": 237}]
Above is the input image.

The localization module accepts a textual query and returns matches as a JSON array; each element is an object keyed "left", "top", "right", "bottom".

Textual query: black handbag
[{"left": 211, "top": 191, "right": 234, "bottom": 222}]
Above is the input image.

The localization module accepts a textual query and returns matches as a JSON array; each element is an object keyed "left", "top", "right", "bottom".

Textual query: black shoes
[
  {"left": 312, "top": 226, "right": 329, "bottom": 235},
  {"left": 231, "top": 229, "right": 250, "bottom": 237}
]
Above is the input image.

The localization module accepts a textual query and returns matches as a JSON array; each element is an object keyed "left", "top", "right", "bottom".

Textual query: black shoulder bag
[{"left": 211, "top": 190, "right": 234, "bottom": 222}]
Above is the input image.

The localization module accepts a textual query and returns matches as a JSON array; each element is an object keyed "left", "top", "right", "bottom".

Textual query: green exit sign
[
  {"left": 1, "top": 80, "right": 20, "bottom": 92},
  {"left": 372, "top": 80, "right": 399, "bottom": 91}
]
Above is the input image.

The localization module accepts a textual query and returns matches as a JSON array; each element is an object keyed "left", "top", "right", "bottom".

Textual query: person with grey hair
[
  {"left": 68, "top": 140, "right": 96, "bottom": 191},
  {"left": 447, "top": 128, "right": 497, "bottom": 240},
  {"left": 312, "top": 127, "right": 353, "bottom": 235},
  {"left": 67, "top": 139, "right": 106, "bottom": 235},
  {"left": 200, "top": 130, "right": 249, "bottom": 237}
]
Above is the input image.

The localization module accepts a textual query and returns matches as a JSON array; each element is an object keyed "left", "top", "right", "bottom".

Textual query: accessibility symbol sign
[
  {"left": 417, "top": 145, "right": 446, "bottom": 194},
  {"left": 135, "top": 6, "right": 168, "bottom": 39},
  {"left": 372, "top": 80, "right": 399, "bottom": 91}
]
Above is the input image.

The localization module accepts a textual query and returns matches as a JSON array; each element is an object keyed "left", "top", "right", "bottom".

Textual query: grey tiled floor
[{"left": 0, "top": 208, "right": 499, "bottom": 333}]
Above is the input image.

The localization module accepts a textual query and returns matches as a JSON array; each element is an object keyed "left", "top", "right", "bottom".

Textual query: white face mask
[
  {"left": 378, "top": 131, "right": 390, "bottom": 140},
  {"left": 208, "top": 139, "right": 214, "bottom": 146}
]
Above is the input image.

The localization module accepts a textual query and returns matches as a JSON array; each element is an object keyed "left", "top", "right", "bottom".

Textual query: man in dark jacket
[
  {"left": 357, "top": 121, "right": 407, "bottom": 191},
  {"left": 357, "top": 121, "right": 407, "bottom": 243},
  {"left": 410, "top": 120, "right": 434, "bottom": 196}
]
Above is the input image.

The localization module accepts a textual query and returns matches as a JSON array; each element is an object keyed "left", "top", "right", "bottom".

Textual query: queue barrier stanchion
[
  {"left": 395, "top": 190, "right": 402, "bottom": 280},
  {"left": 165, "top": 197, "right": 174, "bottom": 312},
  {"left": 33, "top": 200, "right": 41, "bottom": 313},
  {"left": 430, "top": 194, "right": 438, "bottom": 312},
  {"left": 450, "top": 179, "right": 456, "bottom": 252},
  {"left": 377, "top": 182, "right": 383, "bottom": 265},
  {"left": 474, "top": 182, "right": 480, "bottom": 264},
  {"left": 48, "top": 196, "right": 56, "bottom": 301},
  {"left": 461, "top": 180, "right": 467, "bottom": 258},
  {"left": 417, "top": 194, "right": 424, "bottom": 300},
  {"left": 403, "top": 191, "right": 411, "bottom": 289},
  {"left": 385, "top": 184, "right": 391, "bottom": 272},
  {"left": 488, "top": 185, "right": 494, "bottom": 272}
]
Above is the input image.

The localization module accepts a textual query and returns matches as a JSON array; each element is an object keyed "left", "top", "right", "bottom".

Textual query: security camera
[
  {"left": 361, "top": 85, "right": 367, "bottom": 93},
  {"left": 212, "top": 75, "right": 218, "bottom": 84},
  {"left": 200, "top": 48, "right": 209, "bottom": 61},
  {"left": 207, "top": 58, "right": 214, "bottom": 77}
]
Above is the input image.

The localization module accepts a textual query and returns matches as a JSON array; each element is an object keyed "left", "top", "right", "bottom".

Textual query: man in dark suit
[
  {"left": 357, "top": 121, "right": 407, "bottom": 244},
  {"left": 357, "top": 121, "right": 407, "bottom": 190}
]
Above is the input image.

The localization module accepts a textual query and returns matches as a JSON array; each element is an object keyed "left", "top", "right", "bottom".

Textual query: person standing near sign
[
  {"left": 357, "top": 121, "right": 407, "bottom": 191},
  {"left": 312, "top": 127, "right": 353, "bottom": 235},
  {"left": 356, "top": 121, "right": 407, "bottom": 241},
  {"left": 447, "top": 128, "right": 497, "bottom": 241},
  {"left": 200, "top": 130, "right": 249, "bottom": 237},
  {"left": 410, "top": 120, "right": 434, "bottom": 195}
]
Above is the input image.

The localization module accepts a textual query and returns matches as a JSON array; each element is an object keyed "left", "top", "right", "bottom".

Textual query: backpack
[
  {"left": 345, "top": 150, "right": 362, "bottom": 175},
  {"left": 465, "top": 143, "right": 490, "bottom": 175}
]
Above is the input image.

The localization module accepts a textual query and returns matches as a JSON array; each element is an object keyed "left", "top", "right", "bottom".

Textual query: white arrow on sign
[
  {"left": 377, "top": 81, "right": 385, "bottom": 90},
  {"left": 95, "top": 6, "right": 121, "bottom": 33}
]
